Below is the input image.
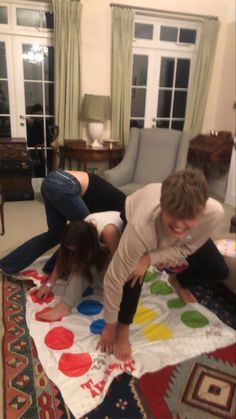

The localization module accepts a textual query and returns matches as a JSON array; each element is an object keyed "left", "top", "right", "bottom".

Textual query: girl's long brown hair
[{"left": 56, "top": 220, "right": 110, "bottom": 282}]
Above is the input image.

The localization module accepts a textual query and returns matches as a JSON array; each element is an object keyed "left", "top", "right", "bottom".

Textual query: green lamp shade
[{"left": 81, "top": 94, "right": 111, "bottom": 122}]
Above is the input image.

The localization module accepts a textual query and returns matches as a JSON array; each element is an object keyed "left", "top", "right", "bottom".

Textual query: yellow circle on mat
[
  {"left": 133, "top": 305, "right": 157, "bottom": 324},
  {"left": 144, "top": 323, "right": 173, "bottom": 341}
]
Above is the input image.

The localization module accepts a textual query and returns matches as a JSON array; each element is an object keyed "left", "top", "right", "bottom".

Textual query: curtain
[
  {"left": 111, "top": 7, "right": 134, "bottom": 146},
  {"left": 52, "top": 0, "right": 81, "bottom": 145},
  {"left": 184, "top": 17, "right": 220, "bottom": 136}
]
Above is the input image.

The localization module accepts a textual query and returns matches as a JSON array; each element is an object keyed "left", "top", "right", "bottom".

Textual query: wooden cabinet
[
  {"left": 188, "top": 131, "right": 234, "bottom": 178},
  {"left": 0, "top": 137, "right": 34, "bottom": 201}
]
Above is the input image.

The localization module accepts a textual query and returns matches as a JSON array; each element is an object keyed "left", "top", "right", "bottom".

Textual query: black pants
[{"left": 118, "top": 238, "right": 229, "bottom": 325}]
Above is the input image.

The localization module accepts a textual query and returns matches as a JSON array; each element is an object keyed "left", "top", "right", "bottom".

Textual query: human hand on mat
[
  {"left": 36, "top": 283, "right": 53, "bottom": 300},
  {"left": 129, "top": 252, "right": 151, "bottom": 287},
  {"left": 96, "top": 323, "right": 117, "bottom": 354}
]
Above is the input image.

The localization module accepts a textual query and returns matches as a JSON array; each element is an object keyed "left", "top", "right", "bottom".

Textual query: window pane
[
  {"left": 157, "top": 90, "right": 172, "bottom": 118},
  {"left": 0, "top": 42, "right": 7, "bottom": 78},
  {"left": 131, "top": 88, "right": 146, "bottom": 117},
  {"left": 0, "top": 6, "right": 8, "bottom": 24},
  {"left": 171, "top": 120, "right": 184, "bottom": 130},
  {"left": 160, "top": 26, "right": 177, "bottom": 42},
  {"left": 45, "top": 83, "right": 54, "bottom": 115},
  {"left": 159, "top": 57, "right": 174, "bottom": 87},
  {"left": 173, "top": 91, "right": 187, "bottom": 118},
  {"left": 132, "top": 55, "right": 148, "bottom": 86},
  {"left": 42, "top": 12, "right": 54, "bottom": 29},
  {"left": 16, "top": 8, "right": 41, "bottom": 27},
  {"left": 0, "top": 116, "right": 11, "bottom": 137},
  {"left": 134, "top": 23, "right": 153, "bottom": 39},
  {"left": 175, "top": 59, "right": 190, "bottom": 88},
  {"left": 156, "top": 120, "right": 170, "bottom": 128},
  {"left": 130, "top": 119, "right": 144, "bottom": 128},
  {"left": 23, "top": 44, "right": 43, "bottom": 80},
  {"left": 179, "top": 28, "right": 196, "bottom": 44},
  {"left": 44, "top": 47, "right": 54, "bottom": 81},
  {"left": 25, "top": 82, "right": 43, "bottom": 114},
  {"left": 0, "top": 80, "right": 9, "bottom": 114}
]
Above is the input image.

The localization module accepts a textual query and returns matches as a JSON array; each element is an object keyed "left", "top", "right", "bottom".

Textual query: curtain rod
[{"left": 109, "top": 3, "right": 218, "bottom": 21}]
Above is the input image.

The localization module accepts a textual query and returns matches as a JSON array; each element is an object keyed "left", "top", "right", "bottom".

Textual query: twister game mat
[{"left": 24, "top": 258, "right": 235, "bottom": 418}]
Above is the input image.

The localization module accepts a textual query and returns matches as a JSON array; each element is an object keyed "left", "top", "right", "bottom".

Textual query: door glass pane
[
  {"left": 157, "top": 90, "right": 172, "bottom": 118},
  {"left": 130, "top": 119, "right": 144, "bottom": 128},
  {"left": 44, "top": 47, "right": 54, "bottom": 81},
  {"left": 160, "top": 26, "right": 177, "bottom": 42},
  {"left": 179, "top": 28, "right": 196, "bottom": 44},
  {"left": 134, "top": 23, "right": 153, "bottom": 40},
  {"left": 26, "top": 116, "right": 44, "bottom": 147},
  {"left": 0, "top": 6, "right": 8, "bottom": 24},
  {"left": 173, "top": 91, "right": 187, "bottom": 118},
  {"left": 25, "top": 82, "right": 43, "bottom": 114},
  {"left": 30, "top": 148, "right": 46, "bottom": 177},
  {"left": 176, "top": 59, "right": 190, "bottom": 88},
  {"left": 17, "top": 9, "right": 41, "bottom": 27},
  {"left": 42, "top": 12, "right": 54, "bottom": 29},
  {"left": 131, "top": 88, "right": 146, "bottom": 117},
  {"left": 45, "top": 83, "right": 54, "bottom": 115},
  {"left": 172, "top": 120, "right": 184, "bottom": 130},
  {"left": 159, "top": 57, "right": 174, "bottom": 87},
  {"left": 132, "top": 55, "right": 148, "bottom": 86},
  {"left": 0, "top": 42, "right": 7, "bottom": 78},
  {"left": 46, "top": 117, "right": 55, "bottom": 146},
  {"left": 23, "top": 44, "right": 43, "bottom": 80},
  {"left": 0, "top": 80, "right": 9, "bottom": 114},
  {"left": 156, "top": 120, "right": 169, "bottom": 128},
  {"left": 0, "top": 116, "right": 11, "bottom": 137}
]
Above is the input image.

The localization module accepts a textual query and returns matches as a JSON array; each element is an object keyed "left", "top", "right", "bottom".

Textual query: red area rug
[{"left": 2, "top": 276, "right": 236, "bottom": 418}]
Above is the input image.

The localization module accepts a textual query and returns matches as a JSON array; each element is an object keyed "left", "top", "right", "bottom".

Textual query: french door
[
  {"left": 131, "top": 47, "right": 195, "bottom": 130},
  {"left": 0, "top": 33, "right": 54, "bottom": 184}
]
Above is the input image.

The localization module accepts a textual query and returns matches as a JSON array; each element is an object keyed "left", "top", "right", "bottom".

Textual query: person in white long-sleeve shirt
[{"left": 97, "top": 169, "right": 228, "bottom": 361}]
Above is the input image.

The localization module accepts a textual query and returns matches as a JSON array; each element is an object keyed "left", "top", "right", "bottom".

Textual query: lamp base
[{"left": 91, "top": 139, "right": 104, "bottom": 149}]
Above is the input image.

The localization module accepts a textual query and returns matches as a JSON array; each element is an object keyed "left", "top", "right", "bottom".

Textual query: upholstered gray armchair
[{"left": 103, "top": 127, "right": 191, "bottom": 195}]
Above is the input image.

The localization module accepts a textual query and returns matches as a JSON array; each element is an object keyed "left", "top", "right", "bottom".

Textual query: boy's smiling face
[{"left": 161, "top": 210, "right": 199, "bottom": 238}]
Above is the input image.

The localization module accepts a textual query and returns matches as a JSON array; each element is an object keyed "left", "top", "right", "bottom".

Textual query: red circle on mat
[
  {"left": 44, "top": 327, "right": 74, "bottom": 350},
  {"left": 59, "top": 353, "right": 92, "bottom": 377}
]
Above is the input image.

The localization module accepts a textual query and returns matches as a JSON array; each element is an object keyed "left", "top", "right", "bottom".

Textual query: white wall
[{"left": 80, "top": 0, "right": 235, "bottom": 139}]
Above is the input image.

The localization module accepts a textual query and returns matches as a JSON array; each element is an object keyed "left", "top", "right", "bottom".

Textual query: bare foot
[
  {"left": 37, "top": 302, "right": 71, "bottom": 321},
  {"left": 168, "top": 275, "right": 197, "bottom": 303},
  {"left": 112, "top": 323, "right": 132, "bottom": 362}
]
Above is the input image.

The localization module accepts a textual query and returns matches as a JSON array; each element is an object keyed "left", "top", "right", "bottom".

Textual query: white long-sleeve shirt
[{"left": 103, "top": 183, "right": 224, "bottom": 324}]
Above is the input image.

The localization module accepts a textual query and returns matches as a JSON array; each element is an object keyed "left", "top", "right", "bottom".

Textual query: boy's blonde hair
[{"left": 160, "top": 169, "right": 209, "bottom": 219}]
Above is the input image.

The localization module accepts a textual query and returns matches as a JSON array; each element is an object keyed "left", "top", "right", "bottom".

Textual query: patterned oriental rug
[{"left": 1, "top": 275, "right": 236, "bottom": 419}]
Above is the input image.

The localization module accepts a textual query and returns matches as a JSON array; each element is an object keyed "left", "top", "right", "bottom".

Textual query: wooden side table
[
  {"left": 59, "top": 141, "right": 124, "bottom": 172},
  {"left": 188, "top": 131, "right": 233, "bottom": 178}
]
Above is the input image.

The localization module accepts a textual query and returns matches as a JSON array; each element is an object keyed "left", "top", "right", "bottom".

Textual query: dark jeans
[
  {"left": 0, "top": 170, "right": 89, "bottom": 274},
  {"left": 118, "top": 239, "right": 229, "bottom": 325}
]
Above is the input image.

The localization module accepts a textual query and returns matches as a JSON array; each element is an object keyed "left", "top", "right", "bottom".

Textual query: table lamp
[{"left": 81, "top": 94, "right": 111, "bottom": 148}]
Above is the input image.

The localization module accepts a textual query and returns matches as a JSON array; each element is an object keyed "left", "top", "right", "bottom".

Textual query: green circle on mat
[
  {"left": 144, "top": 271, "right": 157, "bottom": 282},
  {"left": 167, "top": 298, "right": 186, "bottom": 309},
  {"left": 150, "top": 280, "right": 172, "bottom": 295},
  {"left": 181, "top": 310, "right": 209, "bottom": 328}
]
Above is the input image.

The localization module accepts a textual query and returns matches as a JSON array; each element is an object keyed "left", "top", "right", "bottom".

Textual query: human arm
[
  {"left": 100, "top": 224, "right": 121, "bottom": 256},
  {"left": 129, "top": 252, "right": 151, "bottom": 287}
]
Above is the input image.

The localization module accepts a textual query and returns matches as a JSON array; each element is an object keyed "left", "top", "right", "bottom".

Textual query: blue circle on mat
[
  {"left": 82, "top": 287, "right": 93, "bottom": 297},
  {"left": 90, "top": 319, "right": 105, "bottom": 335},
  {"left": 77, "top": 300, "right": 103, "bottom": 316}
]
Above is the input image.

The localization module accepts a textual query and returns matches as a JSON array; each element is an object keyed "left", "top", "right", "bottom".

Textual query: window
[{"left": 130, "top": 16, "right": 201, "bottom": 130}]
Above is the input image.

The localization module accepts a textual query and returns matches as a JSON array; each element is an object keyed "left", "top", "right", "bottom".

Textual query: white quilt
[{"left": 25, "top": 258, "right": 235, "bottom": 418}]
